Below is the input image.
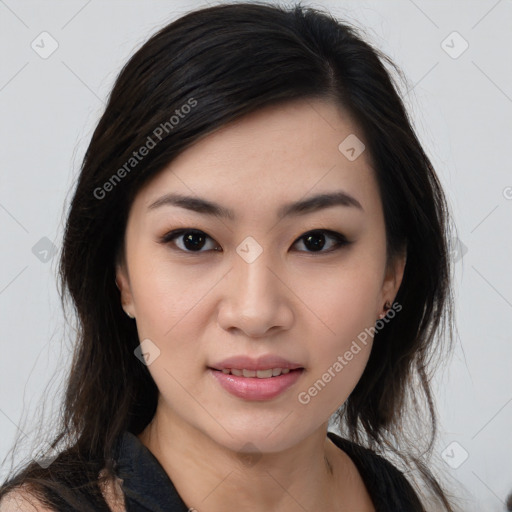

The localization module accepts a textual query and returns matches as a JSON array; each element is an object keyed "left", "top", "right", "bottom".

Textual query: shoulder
[
  {"left": 98, "top": 468, "right": 126, "bottom": 512},
  {"left": 0, "top": 470, "right": 126, "bottom": 512},
  {"left": 0, "top": 485, "right": 54, "bottom": 511},
  {"left": 327, "top": 431, "right": 424, "bottom": 509}
]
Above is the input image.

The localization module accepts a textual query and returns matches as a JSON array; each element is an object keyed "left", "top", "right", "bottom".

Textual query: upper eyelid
[{"left": 161, "top": 227, "right": 344, "bottom": 239}]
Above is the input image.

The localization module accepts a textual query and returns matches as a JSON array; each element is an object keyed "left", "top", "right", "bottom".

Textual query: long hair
[{"left": 1, "top": 2, "right": 458, "bottom": 510}]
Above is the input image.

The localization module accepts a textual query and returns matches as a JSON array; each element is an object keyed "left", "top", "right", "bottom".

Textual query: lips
[{"left": 208, "top": 355, "right": 305, "bottom": 400}]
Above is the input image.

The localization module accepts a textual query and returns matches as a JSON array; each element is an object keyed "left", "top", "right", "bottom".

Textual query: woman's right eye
[{"left": 160, "top": 229, "right": 221, "bottom": 253}]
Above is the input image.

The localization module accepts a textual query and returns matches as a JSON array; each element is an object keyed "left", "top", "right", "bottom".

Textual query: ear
[
  {"left": 380, "top": 246, "right": 407, "bottom": 308},
  {"left": 115, "top": 262, "right": 136, "bottom": 319}
]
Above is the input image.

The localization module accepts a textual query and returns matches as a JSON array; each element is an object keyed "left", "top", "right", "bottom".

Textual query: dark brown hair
[{"left": 1, "top": 2, "right": 458, "bottom": 510}]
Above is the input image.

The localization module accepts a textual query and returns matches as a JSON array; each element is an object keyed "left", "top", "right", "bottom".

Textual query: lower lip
[{"left": 209, "top": 368, "right": 304, "bottom": 401}]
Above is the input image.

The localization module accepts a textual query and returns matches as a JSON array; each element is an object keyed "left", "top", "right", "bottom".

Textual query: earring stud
[{"left": 378, "top": 301, "right": 392, "bottom": 320}]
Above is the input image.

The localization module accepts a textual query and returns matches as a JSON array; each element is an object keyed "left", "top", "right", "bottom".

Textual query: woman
[{"left": 0, "top": 2, "right": 459, "bottom": 511}]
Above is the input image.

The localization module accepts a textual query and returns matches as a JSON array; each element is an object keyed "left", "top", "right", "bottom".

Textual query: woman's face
[{"left": 116, "top": 98, "right": 405, "bottom": 453}]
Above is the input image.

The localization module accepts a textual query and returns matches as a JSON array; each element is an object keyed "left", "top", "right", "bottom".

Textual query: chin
[{"left": 199, "top": 415, "right": 313, "bottom": 455}]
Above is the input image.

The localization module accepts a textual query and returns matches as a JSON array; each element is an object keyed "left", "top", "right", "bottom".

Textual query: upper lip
[{"left": 209, "top": 355, "right": 304, "bottom": 371}]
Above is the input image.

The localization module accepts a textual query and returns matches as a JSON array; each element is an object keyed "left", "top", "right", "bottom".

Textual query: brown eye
[
  {"left": 160, "top": 228, "right": 349, "bottom": 255},
  {"left": 161, "top": 229, "right": 220, "bottom": 252},
  {"left": 293, "top": 230, "right": 349, "bottom": 253}
]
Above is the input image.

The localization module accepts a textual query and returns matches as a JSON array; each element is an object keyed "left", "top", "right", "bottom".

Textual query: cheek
[
  {"left": 128, "top": 261, "right": 209, "bottom": 399},
  {"left": 298, "top": 312, "right": 375, "bottom": 414},
  {"left": 126, "top": 260, "right": 217, "bottom": 395},
  {"left": 301, "top": 255, "right": 383, "bottom": 335},
  {"left": 295, "top": 258, "right": 382, "bottom": 409},
  {"left": 128, "top": 251, "right": 215, "bottom": 339}
]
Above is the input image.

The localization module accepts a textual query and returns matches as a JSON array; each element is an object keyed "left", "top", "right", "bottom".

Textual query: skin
[{"left": 116, "top": 98, "right": 406, "bottom": 511}]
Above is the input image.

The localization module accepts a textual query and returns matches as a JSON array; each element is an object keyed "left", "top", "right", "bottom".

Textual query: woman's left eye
[
  {"left": 160, "top": 229, "right": 349, "bottom": 254},
  {"left": 293, "top": 229, "right": 349, "bottom": 253}
]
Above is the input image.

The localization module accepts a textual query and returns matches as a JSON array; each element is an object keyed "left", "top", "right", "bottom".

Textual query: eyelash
[{"left": 159, "top": 228, "right": 350, "bottom": 255}]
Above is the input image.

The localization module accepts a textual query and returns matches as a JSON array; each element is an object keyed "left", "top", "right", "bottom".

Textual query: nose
[{"left": 217, "top": 250, "right": 294, "bottom": 338}]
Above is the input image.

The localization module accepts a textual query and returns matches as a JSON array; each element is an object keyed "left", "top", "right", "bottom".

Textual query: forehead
[{"left": 133, "top": 98, "right": 380, "bottom": 220}]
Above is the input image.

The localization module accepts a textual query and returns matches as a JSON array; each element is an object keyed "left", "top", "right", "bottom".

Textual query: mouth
[
  {"left": 208, "top": 366, "right": 305, "bottom": 400},
  {"left": 213, "top": 367, "right": 299, "bottom": 378}
]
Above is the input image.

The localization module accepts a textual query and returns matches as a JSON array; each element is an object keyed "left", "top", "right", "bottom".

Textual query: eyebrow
[{"left": 147, "top": 191, "right": 363, "bottom": 220}]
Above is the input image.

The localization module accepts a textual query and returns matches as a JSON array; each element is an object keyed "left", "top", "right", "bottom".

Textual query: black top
[{"left": 113, "top": 431, "right": 424, "bottom": 511}]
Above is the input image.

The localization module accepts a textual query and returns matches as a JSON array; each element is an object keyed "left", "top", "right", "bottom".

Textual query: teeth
[
  {"left": 219, "top": 368, "right": 297, "bottom": 378},
  {"left": 256, "top": 369, "right": 273, "bottom": 378}
]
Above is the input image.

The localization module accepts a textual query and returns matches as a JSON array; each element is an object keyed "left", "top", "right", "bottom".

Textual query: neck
[{"left": 137, "top": 409, "right": 346, "bottom": 512}]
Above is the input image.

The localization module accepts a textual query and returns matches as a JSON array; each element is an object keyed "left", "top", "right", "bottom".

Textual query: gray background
[{"left": 1, "top": 1, "right": 511, "bottom": 510}]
